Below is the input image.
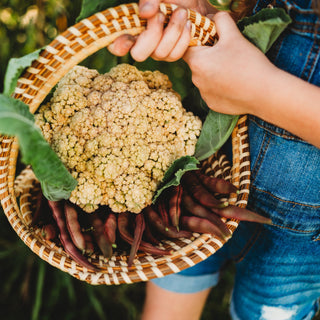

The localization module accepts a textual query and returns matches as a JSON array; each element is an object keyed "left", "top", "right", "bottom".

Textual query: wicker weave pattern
[{"left": 0, "top": 3, "right": 250, "bottom": 285}]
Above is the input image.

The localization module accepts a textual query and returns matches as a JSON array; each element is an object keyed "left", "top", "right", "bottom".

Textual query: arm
[{"left": 183, "top": 12, "right": 320, "bottom": 148}]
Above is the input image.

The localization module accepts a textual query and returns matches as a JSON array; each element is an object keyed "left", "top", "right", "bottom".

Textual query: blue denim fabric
[{"left": 152, "top": 0, "right": 320, "bottom": 318}]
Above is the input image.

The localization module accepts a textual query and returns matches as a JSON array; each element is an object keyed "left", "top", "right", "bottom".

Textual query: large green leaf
[
  {"left": 194, "top": 111, "right": 239, "bottom": 161},
  {"left": 3, "top": 49, "right": 42, "bottom": 97},
  {"left": 0, "top": 94, "right": 77, "bottom": 201},
  {"left": 238, "top": 8, "right": 292, "bottom": 53}
]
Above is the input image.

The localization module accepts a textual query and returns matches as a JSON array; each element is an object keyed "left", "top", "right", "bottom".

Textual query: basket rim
[{"left": 0, "top": 3, "right": 250, "bottom": 285}]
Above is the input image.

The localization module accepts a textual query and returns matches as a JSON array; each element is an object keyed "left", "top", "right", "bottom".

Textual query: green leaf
[
  {"left": 194, "top": 111, "right": 238, "bottom": 161},
  {"left": 0, "top": 94, "right": 77, "bottom": 201},
  {"left": 77, "top": 0, "right": 130, "bottom": 22},
  {"left": 237, "top": 8, "right": 292, "bottom": 53},
  {"left": 3, "top": 49, "right": 42, "bottom": 96},
  {"left": 152, "top": 156, "right": 199, "bottom": 202}
]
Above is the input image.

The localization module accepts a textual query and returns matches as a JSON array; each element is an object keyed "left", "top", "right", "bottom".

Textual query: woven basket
[{"left": 0, "top": 3, "right": 250, "bottom": 285}]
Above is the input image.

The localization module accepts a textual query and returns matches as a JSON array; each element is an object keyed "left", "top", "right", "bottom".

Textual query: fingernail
[
  {"left": 178, "top": 8, "right": 188, "bottom": 19},
  {"left": 108, "top": 43, "right": 115, "bottom": 52},
  {"left": 140, "top": 2, "right": 154, "bottom": 14},
  {"left": 124, "top": 37, "right": 134, "bottom": 49},
  {"left": 158, "top": 12, "right": 165, "bottom": 23},
  {"left": 185, "top": 20, "right": 192, "bottom": 30}
]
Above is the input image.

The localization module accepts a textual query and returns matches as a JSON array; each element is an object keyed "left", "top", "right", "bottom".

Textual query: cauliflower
[{"left": 35, "top": 64, "right": 202, "bottom": 213}]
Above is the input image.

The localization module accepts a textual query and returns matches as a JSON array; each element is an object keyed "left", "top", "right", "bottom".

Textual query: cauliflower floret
[{"left": 35, "top": 64, "right": 202, "bottom": 214}]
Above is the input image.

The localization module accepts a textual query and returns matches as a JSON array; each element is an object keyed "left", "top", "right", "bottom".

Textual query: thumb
[
  {"left": 139, "top": 0, "right": 161, "bottom": 18},
  {"left": 213, "top": 11, "right": 241, "bottom": 40}
]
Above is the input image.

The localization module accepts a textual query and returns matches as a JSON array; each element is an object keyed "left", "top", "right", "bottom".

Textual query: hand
[
  {"left": 183, "top": 11, "right": 276, "bottom": 116},
  {"left": 108, "top": 0, "right": 216, "bottom": 62}
]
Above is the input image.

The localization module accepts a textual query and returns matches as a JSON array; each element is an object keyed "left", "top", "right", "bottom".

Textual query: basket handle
[{"left": 12, "top": 2, "right": 217, "bottom": 114}]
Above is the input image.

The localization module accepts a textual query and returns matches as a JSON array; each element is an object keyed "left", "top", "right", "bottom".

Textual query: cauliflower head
[{"left": 35, "top": 64, "right": 202, "bottom": 213}]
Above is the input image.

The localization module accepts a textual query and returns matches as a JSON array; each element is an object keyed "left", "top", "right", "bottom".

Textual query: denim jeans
[{"left": 151, "top": 0, "right": 320, "bottom": 318}]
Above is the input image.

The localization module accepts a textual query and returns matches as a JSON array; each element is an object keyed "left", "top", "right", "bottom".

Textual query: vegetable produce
[
  {"left": 64, "top": 202, "right": 86, "bottom": 252},
  {"left": 48, "top": 200, "right": 98, "bottom": 271},
  {"left": 35, "top": 63, "right": 202, "bottom": 214}
]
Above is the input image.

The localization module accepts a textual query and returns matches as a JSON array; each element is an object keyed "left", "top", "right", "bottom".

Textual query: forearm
[{"left": 251, "top": 66, "right": 320, "bottom": 148}]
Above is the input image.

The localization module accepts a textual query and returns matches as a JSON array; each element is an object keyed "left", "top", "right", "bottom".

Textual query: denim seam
[
  {"left": 302, "top": 31, "right": 319, "bottom": 80},
  {"left": 250, "top": 131, "right": 271, "bottom": 183},
  {"left": 251, "top": 185, "right": 320, "bottom": 208},
  {"left": 250, "top": 117, "right": 303, "bottom": 141},
  {"left": 233, "top": 224, "right": 263, "bottom": 263},
  {"left": 271, "top": 222, "right": 315, "bottom": 232}
]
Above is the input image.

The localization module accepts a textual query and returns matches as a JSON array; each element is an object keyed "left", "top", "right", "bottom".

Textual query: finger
[
  {"left": 108, "top": 34, "right": 136, "bottom": 56},
  {"left": 130, "top": 12, "right": 165, "bottom": 61},
  {"left": 154, "top": 16, "right": 191, "bottom": 62},
  {"left": 213, "top": 11, "right": 242, "bottom": 40},
  {"left": 152, "top": 8, "right": 189, "bottom": 60},
  {"left": 139, "top": 0, "right": 161, "bottom": 19}
]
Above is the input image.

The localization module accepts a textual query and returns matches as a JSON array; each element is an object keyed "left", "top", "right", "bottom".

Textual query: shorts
[{"left": 152, "top": 221, "right": 320, "bottom": 320}]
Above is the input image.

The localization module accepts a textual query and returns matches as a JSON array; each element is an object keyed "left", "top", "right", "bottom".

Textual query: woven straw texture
[{"left": 0, "top": 3, "right": 250, "bottom": 285}]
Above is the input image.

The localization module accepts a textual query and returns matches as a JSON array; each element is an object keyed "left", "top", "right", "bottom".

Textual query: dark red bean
[
  {"left": 181, "top": 215, "right": 231, "bottom": 241},
  {"left": 41, "top": 223, "right": 57, "bottom": 240},
  {"left": 83, "top": 232, "right": 95, "bottom": 256},
  {"left": 181, "top": 171, "right": 228, "bottom": 209},
  {"left": 182, "top": 192, "right": 231, "bottom": 239},
  {"left": 64, "top": 202, "right": 86, "bottom": 252},
  {"left": 117, "top": 212, "right": 172, "bottom": 257},
  {"left": 89, "top": 213, "right": 113, "bottom": 259},
  {"left": 168, "top": 185, "right": 183, "bottom": 229},
  {"left": 31, "top": 190, "right": 46, "bottom": 226},
  {"left": 104, "top": 212, "right": 117, "bottom": 248},
  {"left": 212, "top": 205, "right": 272, "bottom": 224},
  {"left": 48, "top": 200, "right": 98, "bottom": 271},
  {"left": 157, "top": 198, "right": 170, "bottom": 227},
  {"left": 144, "top": 206, "right": 193, "bottom": 239},
  {"left": 128, "top": 213, "right": 145, "bottom": 266},
  {"left": 196, "top": 171, "right": 238, "bottom": 194}
]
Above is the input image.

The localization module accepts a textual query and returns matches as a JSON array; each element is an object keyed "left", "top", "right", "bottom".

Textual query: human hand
[
  {"left": 108, "top": 0, "right": 216, "bottom": 62},
  {"left": 183, "top": 11, "right": 277, "bottom": 116}
]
